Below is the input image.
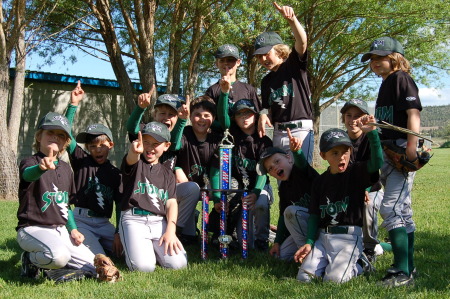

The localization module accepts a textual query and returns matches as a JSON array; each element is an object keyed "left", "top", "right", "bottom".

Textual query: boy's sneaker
[
  {"left": 410, "top": 267, "right": 417, "bottom": 279},
  {"left": 379, "top": 268, "right": 414, "bottom": 287},
  {"left": 254, "top": 239, "right": 269, "bottom": 252},
  {"left": 358, "top": 252, "right": 375, "bottom": 275},
  {"left": 20, "top": 251, "right": 41, "bottom": 279}
]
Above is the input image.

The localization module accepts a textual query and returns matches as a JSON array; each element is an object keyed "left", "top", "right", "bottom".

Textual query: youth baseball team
[{"left": 16, "top": 3, "right": 422, "bottom": 288}]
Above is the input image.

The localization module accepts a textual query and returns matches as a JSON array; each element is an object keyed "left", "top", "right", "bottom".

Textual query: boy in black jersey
[
  {"left": 120, "top": 122, "right": 187, "bottom": 272},
  {"left": 64, "top": 82, "right": 123, "bottom": 257},
  {"left": 256, "top": 129, "right": 319, "bottom": 260},
  {"left": 295, "top": 119, "right": 383, "bottom": 283}
]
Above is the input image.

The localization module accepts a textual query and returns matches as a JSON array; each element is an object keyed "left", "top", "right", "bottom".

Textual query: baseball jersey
[
  {"left": 17, "top": 152, "right": 75, "bottom": 230},
  {"left": 175, "top": 126, "right": 221, "bottom": 187},
  {"left": 69, "top": 145, "right": 122, "bottom": 218},
  {"left": 121, "top": 156, "right": 176, "bottom": 216},
  {"left": 205, "top": 80, "right": 262, "bottom": 114},
  {"left": 350, "top": 133, "right": 382, "bottom": 192},
  {"left": 308, "top": 162, "right": 379, "bottom": 228},
  {"left": 230, "top": 126, "right": 272, "bottom": 190},
  {"left": 260, "top": 49, "right": 313, "bottom": 123},
  {"left": 375, "top": 70, "right": 422, "bottom": 140}
]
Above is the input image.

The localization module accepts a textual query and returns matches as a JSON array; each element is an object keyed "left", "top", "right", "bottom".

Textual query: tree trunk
[
  {"left": 8, "top": 29, "right": 26, "bottom": 155},
  {"left": 185, "top": 4, "right": 202, "bottom": 98}
]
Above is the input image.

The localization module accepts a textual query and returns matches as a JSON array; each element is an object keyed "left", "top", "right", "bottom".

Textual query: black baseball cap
[
  {"left": 232, "top": 99, "right": 257, "bottom": 115},
  {"left": 253, "top": 32, "right": 284, "bottom": 55},
  {"left": 141, "top": 122, "right": 171, "bottom": 142},
  {"left": 256, "top": 147, "right": 288, "bottom": 175},
  {"left": 361, "top": 36, "right": 404, "bottom": 62},
  {"left": 319, "top": 128, "right": 352, "bottom": 153},
  {"left": 155, "top": 94, "right": 184, "bottom": 112},
  {"left": 340, "top": 99, "right": 369, "bottom": 115},
  {"left": 215, "top": 44, "right": 240, "bottom": 60},
  {"left": 76, "top": 124, "right": 114, "bottom": 143},
  {"left": 37, "top": 112, "right": 71, "bottom": 137}
]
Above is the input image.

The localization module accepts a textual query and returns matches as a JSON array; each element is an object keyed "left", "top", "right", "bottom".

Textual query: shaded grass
[{"left": 0, "top": 148, "right": 449, "bottom": 298}]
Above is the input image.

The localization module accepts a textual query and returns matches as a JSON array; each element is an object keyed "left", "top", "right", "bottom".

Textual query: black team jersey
[
  {"left": 121, "top": 156, "right": 176, "bottom": 216},
  {"left": 175, "top": 126, "right": 221, "bottom": 187},
  {"left": 69, "top": 145, "right": 122, "bottom": 218},
  {"left": 261, "top": 49, "right": 313, "bottom": 123},
  {"left": 17, "top": 152, "right": 75, "bottom": 230},
  {"left": 206, "top": 80, "right": 262, "bottom": 115},
  {"left": 374, "top": 70, "right": 422, "bottom": 140},
  {"left": 309, "top": 162, "right": 379, "bottom": 228}
]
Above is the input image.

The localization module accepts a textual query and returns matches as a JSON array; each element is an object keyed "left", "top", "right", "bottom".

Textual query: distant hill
[{"left": 421, "top": 105, "right": 450, "bottom": 128}]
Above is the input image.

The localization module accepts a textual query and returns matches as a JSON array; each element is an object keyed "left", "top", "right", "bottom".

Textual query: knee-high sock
[{"left": 388, "top": 227, "right": 408, "bottom": 275}]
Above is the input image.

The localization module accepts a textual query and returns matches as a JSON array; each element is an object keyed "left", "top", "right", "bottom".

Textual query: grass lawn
[{"left": 0, "top": 148, "right": 449, "bottom": 298}]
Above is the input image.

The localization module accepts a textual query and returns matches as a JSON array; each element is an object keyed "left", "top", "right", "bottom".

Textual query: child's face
[
  {"left": 370, "top": 55, "right": 394, "bottom": 79},
  {"left": 234, "top": 109, "right": 256, "bottom": 131},
  {"left": 343, "top": 107, "right": 366, "bottom": 138},
  {"left": 263, "top": 153, "right": 293, "bottom": 181},
  {"left": 255, "top": 48, "right": 284, "bottom": 71},
  {"left": 154, "top": 105, "right": 178, "bottom": 131},
  {"left": 216, "top": 57, "right": 241, "bottom": 77},
  {"left": 190, "top": 107, "right": 214, "bottom": 135},
  {"left": 37, "top": 129, "right": 69, "bottom": 155},
  {"left": 86, "top": 139, "right": 113, "bottom": 165},
  {"left": 141, "top": 134, "right": 170, "bottom": 164},
  {"left": 320, "top": 145, "right": 351, "bottom": 174}
]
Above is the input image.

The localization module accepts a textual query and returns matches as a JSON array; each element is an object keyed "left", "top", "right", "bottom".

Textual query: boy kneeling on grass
[{"left": 294, "top": 115, "right": 383, "bottom": 283}]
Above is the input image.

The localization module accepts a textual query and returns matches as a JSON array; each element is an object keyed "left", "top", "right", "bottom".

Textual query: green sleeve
[
  {"left": 305, "top": 214, "right": 319, "bottom": 246},
  {"left": 127, "top": 106, "right": 146, "bottom": 135},
  {"left": 366, "top": 130, "right": 384, "bottom": 173},
  {"left": 66, "top": 208, "right": 78, "bottom": 232},
  {"left": 210, "top": 167, "right": 221, "bottom": 204},
  {"left": 65, "top": 104, "right": 78, "bottom": 154},
  {"left": 274, "top": 215, "right": 290, "bottom": 244},
  {"left": 217, "top": 92, "right": 230, "bottom": 130},
  {"left": 169, "top": 118, "right": 187, "bottom": 151},
  {"left": 22, "top": 165, "right": 46, "bottom": 182},
  {"left": 251, "top": 175, "right": 267, "bottom": 197},
  {"left": 292, "top": 149, "right": 308, "bottom": 170}
]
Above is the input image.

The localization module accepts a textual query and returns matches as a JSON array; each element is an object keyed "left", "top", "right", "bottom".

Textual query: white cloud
[{"left": 419, "top": 87, "right": 450, "bottom": 107}]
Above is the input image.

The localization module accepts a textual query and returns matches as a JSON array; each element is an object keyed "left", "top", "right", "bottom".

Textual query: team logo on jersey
[
  {"left": 86, "top": 176, "right": 113, "bottom": 209},
  {"left": 319, "top": 196, "right": 349, "bottom": 223},
  {"left": 294, "top": 193, "right": 311, "bottom": 209},
  {"left": 133, "top": 177, "right": 169, "bottom": 209},
  {"left": 269, "top": 84, "right": 293, "bottom": 109},
  {"left": 406, "top": 96, "right": 416, "bottom": 102},
  {"left": 234, "top": 156, "right": 256, "bottom": 172},
  {"left": 375, "top": 105, "right": 393, "bottom": 124},
  {"left": 188, "top": 164, "right": 205, "bottom": 178},
  {"left": 41, "top": 183, "right": 69, "bottom": 219}
]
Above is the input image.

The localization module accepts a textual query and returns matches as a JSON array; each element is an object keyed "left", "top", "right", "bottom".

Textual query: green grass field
[{"left": 0, "top": 148, "right": 449, "bottom": 299}]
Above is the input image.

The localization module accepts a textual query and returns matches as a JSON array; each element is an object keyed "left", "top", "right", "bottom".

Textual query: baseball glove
[
  {"left": 93, "top": 254, "right": 122, "bottom": 283},
  {"left": 44, "top": 267, "right": 94, "bottom": 284},
  {"left": 381, "top": 140, "right": 432, "bottom": 172}
]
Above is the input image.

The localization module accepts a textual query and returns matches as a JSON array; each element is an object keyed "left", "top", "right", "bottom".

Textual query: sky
[{"left": 26, "top": 50, "right": 450, "bottom": 107}]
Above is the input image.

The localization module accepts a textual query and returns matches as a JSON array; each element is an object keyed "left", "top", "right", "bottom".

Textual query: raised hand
[
  {"left": 287, "top": 128, "right": 302, "bottom": 152},
  {"left": 273, "top": 2, "right": 295, "bottom": 20},
  {"left": 131, "top": 131, "right": 144, "bottom": 155},
  {"left": 357, "top": 115, "right": 376, "bottom": 133},
  {"left": 71, "top": 80, "right": 84, "bottom": 106},
  {"left": 219, "top": 75, "right": 232, "bottom": 94},
  {"left": 39, "top": 148, "right": 57, "bottom": 171},
  {"left": 178, "top": 95, "right": 190, "bottom": 120},
  {"left": 137, "top": 84, "right": 155, "bottom": 109}
]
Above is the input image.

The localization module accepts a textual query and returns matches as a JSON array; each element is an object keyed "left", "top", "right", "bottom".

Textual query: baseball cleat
[
  {"left": 379, "top": 268, "right": 414, "bottom": 287},
  {"left": 20, "top": 251, "right": 41, "bottom": 279}
]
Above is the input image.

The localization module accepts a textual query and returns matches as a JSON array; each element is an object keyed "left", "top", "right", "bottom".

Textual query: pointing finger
[
  {"left": 48, "top": 148, "right": 54, "bottom": 158},
  {"left": 148, "top": 84, "right": 155, "bottom": 96},
  {"left": 137, "top": 131, "right": 142, "bottom": 145},
  {"left": 273, "top": 1, "right": 282, "bottom": 11},
  {"left": 185, "top": 95, "right": 190, "bottom": 107},
  {"left": 287, "top": 127, "right": 293, "bottom": 140}
]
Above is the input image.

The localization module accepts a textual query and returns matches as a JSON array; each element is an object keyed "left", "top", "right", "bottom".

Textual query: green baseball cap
[
  {"left": 253, "top": 31, "right": 284, "bottom": 55},
  {"left": 232, "top": 99, "right": 257, "bottom": 115},
  {"left": 155, "top": 94, "right": 184, "bottom": 112},
  {"left": 340, "top": 99, "right": 369, "bottom": 115},
  {"left": 215, "top": 44, "right": 240, "bottom": 60},
  {"left": 361, "top": 36, "right": 404, "bottom": 62},
  {"left": 37, "top": 112, "right": 71, "bottom": 137},
  {"left": 141, "top": 122, "right": 171, "bottom": 142},
  {"left": 256, "top": 147, "right": 288, "bottom": 175},
  {"left": 319, "top": 128, "right": 352, "bottom": 153},
  {"left": 76, "top": 124, "right": 114, "bottom": 143}
]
